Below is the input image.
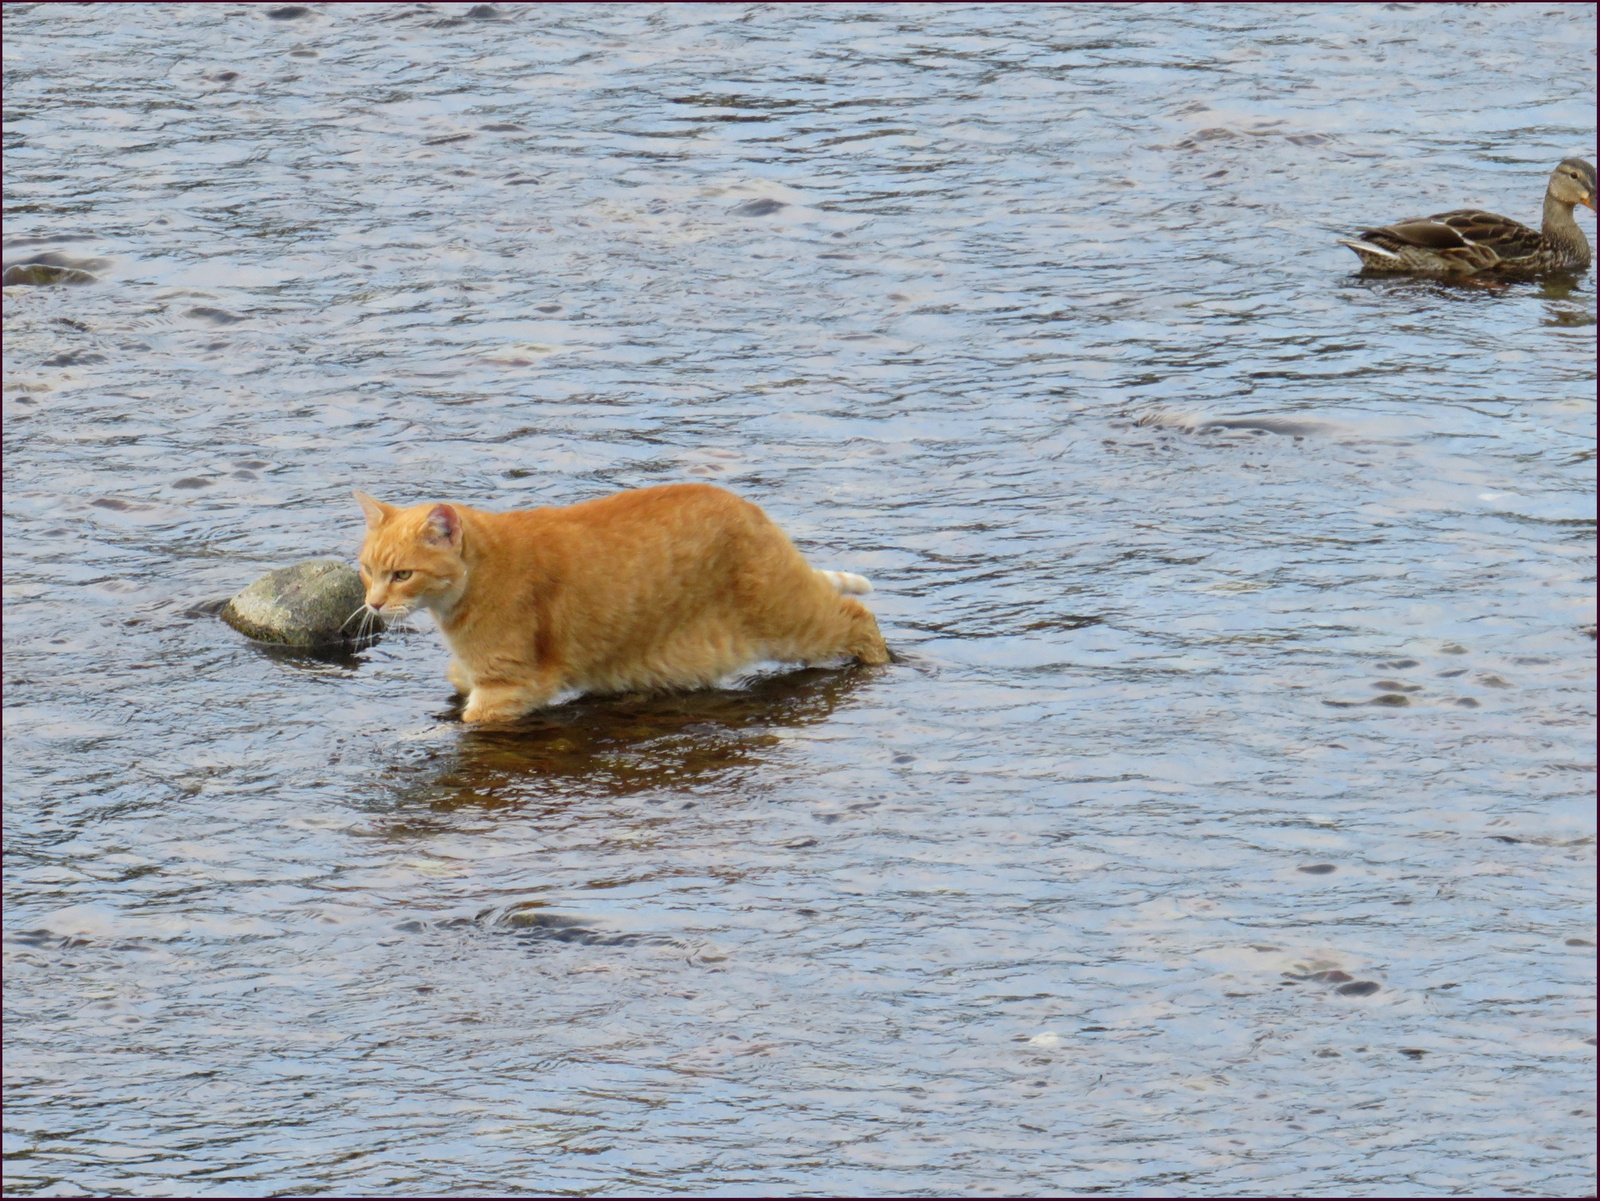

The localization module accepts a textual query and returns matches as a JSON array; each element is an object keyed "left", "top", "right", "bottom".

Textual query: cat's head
[{"left": 354, "top": 491, "right": 469, "bottom": 618}]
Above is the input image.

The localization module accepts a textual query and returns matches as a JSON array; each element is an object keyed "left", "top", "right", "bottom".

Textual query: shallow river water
[{"left": 4, "top": 3, "right": 1596, "bottom": 1196}]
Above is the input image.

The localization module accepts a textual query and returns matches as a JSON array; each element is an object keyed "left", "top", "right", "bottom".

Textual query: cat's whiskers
[
  {"left": 341, "top": 604, "right": 369, "bottom": 636},
  {"left": 341, "top": 603, "right": 390, "bottom": 645},
  {"left": 377, "top": 604, "right": 421, "bottom": 634}
]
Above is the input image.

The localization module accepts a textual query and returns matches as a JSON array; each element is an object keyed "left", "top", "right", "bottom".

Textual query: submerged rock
[
  {"left": 220, "top": 559, "right": 376, "bottom": 648},
  {"left": 2, "top": 263, "right": 97, "bottom": 286},
  {"left": 2, "top": 252, "right": 107, "bottom": 286}
]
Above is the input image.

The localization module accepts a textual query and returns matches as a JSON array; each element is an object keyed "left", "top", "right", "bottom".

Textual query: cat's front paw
[
  {"left": 460, "top": 685, "right": 541, "bottom": 724},
  {"left": 461, "top": 699, "right": 520, "bottom": 724}
]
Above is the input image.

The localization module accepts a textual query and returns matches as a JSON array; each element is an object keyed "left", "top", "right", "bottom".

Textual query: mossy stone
[
  {"left": 2, "top": 263, "right": 98, "bottom": 286},
  {"left": 220, "top": 559, "right": 373, "bottom": 647}
]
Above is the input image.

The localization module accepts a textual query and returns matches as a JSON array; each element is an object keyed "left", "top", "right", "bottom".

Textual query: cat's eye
[{"left": 392, "top": 570, "right": 413, "bottom": 581}]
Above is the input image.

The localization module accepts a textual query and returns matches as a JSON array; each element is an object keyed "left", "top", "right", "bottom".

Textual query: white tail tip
[
  {"left": 817, "top": 569, "right": 873, "bottom": 595},
  {"left": 1339, "top": 238, "right": 1399, "bottom": 260}
]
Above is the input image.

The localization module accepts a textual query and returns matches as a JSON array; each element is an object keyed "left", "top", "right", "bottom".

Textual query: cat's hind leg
[
  {"left": 836, "top": 596, "right": 890, "bottom": 665},
  {"left": 771, "top": 594, "right": 890, "bottom": 668},
  {"left": 739, "top": 553, "right": 890, "bottom": 670}
]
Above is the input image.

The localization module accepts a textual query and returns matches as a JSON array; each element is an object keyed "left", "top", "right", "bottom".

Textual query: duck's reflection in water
[{"left": 392, "top": 665, "right": 880, "bottom": 812}]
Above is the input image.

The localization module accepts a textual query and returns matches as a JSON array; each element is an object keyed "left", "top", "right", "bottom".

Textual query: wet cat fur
[{"left": 355, "top": 483, "right": 889, "bottom": 724}]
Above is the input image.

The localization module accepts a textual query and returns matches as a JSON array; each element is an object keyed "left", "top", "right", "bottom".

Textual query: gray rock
[
  {"left": 2, "top": 263, "right": 98, "bottom": 286},
  {"left": 220, "top": 559, "right": 377, "bottom": 647}
]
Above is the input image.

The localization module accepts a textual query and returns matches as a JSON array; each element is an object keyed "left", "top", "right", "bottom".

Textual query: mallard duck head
[{"left": 1550, "top": 157, "right": 1597, "bottom": 211}]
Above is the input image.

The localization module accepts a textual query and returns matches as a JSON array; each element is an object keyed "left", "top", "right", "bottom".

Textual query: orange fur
[{"left": 353, "top": 483, "right": 890, "bottom": 724}]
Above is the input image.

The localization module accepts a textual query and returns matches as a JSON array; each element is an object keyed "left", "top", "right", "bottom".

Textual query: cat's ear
[
  {"left": 423, "top": 504, "right": 462, "bottom": 548},
  {"left": 353, "top": 490, "right": 393, "bottom": 531}
]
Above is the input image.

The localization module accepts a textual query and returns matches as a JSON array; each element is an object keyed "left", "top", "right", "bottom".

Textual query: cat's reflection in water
[{"left": 394, "top": 664, "right": 879, "bottom": 812}]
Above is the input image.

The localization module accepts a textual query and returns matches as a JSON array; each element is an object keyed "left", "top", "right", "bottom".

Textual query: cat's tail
[{"left": 816, "top": 569, "right": 873, "bottom": 595}]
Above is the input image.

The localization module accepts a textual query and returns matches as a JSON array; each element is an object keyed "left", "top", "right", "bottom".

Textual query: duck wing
[
  {"left": 1424, "top": 208, "right": 1544, "bottom": 258},
  {"left": 1350, "top": 212, "right": 1500, "bottom": 271},
  {"left": 1361, "top": 216, "right": 1476, "bottom": 250},
  {"left": 1352, "top": 208, "right": 1545, "bottom": 271}
]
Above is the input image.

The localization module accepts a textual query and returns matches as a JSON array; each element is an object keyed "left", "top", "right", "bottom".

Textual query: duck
[{"left": 1339, "top": 158, "right": 1596, "bottom": 275}]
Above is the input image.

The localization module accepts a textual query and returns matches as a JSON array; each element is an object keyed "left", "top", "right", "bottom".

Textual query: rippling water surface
[{"left": 4, "top": 3, "right": 1596, "bottom": 1196}]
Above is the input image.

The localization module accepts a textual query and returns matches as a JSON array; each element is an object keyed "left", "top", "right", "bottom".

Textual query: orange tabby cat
[{"left": 354, "top": 483, "right": 890, "bottom": 723}]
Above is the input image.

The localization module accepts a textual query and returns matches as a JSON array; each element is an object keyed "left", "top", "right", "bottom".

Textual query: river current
[{"left": 3, "top": 3, "right": 1595, "bottom": 1196}]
